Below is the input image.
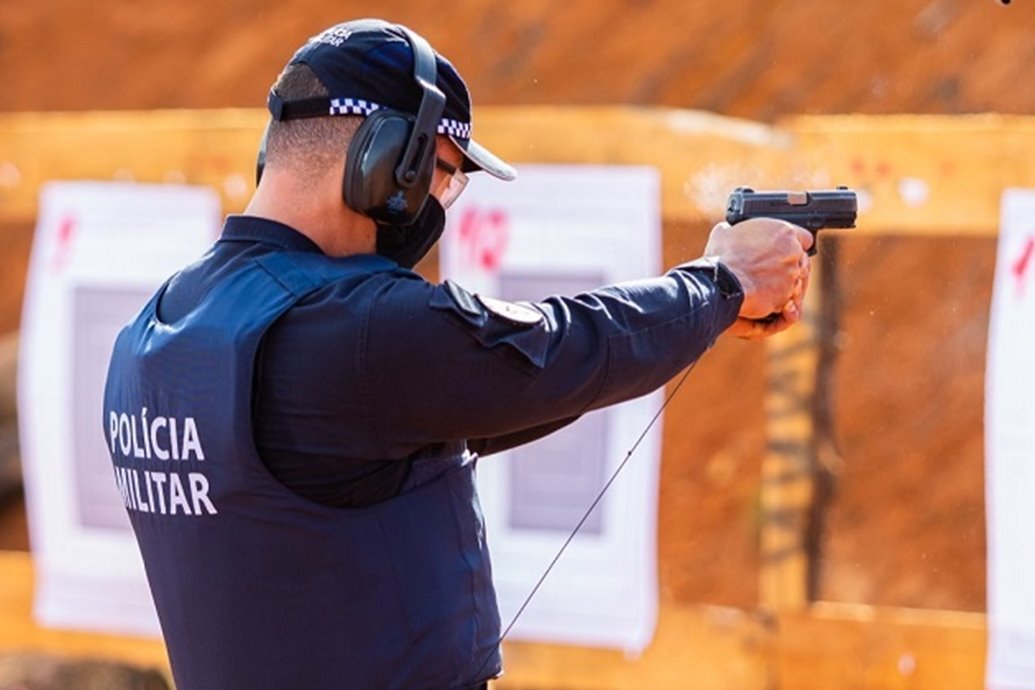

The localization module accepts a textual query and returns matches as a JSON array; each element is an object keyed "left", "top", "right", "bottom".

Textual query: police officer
[{"left": 104, "top": 18, "right": 812, "bottom": 690}]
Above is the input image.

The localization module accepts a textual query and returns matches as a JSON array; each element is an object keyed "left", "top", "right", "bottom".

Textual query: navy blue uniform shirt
[{"left": 158, "top": 215, "right": 743, "bottom": 508}]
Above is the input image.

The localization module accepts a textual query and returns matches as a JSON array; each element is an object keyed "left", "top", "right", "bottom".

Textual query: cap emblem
[{"left": 311, "top": 27, "right": 354, "bottom": 47}]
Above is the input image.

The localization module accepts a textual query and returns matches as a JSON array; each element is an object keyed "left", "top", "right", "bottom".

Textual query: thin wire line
[{"left": 473, "top": 359, "right": 700, "bottom": 680}]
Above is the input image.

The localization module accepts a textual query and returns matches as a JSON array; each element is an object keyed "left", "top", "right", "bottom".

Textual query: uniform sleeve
[
  {"left": 362, "top": 263, "right": 743, "bottom": 458},
  {"left": 466, "top": 416, "right": 580, "bottom": 458}
]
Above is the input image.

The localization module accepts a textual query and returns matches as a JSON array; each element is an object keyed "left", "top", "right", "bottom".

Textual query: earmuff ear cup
[{"left": 343, "top": 109, "right": 435, "bottom": 225}]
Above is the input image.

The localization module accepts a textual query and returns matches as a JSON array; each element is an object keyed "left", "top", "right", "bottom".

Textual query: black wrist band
[{"left": 684, "top": 258, "right": 744, "bottom": 300}]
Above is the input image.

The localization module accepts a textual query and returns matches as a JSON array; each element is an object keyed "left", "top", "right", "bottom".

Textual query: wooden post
[
  {"left": 0, "top": 332, "right": 19, "bottom": 497},
  {"left": 759, "top": 266, "right": 822, "bottom": 611}
]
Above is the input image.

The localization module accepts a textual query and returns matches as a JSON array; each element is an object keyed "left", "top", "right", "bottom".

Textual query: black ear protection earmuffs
[
  {"left": 342, "top": 28, "right": 445, "bottom": 225},
  {"left": 255, "top": 26, "right": 446, "bottom": 228}
]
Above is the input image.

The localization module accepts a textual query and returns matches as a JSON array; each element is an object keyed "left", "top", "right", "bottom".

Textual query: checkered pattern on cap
[
  {"left": 328, "top": 98, "right": 380, "bottom": 117},
  {"left": 436, "top": 119, "right": 471, "bottom": 139},
  {"left": 327, "top": 97, "right": 472, "bottom": 140}
]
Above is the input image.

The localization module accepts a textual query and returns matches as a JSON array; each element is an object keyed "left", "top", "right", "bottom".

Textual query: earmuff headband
[{"left": 392, "top": 27, "right": 445, "bottom": 189}]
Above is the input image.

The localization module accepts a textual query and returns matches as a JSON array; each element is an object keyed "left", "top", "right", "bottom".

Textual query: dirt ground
[{"left": 0, "top": 0, "right": 1000, "bottom": 613}]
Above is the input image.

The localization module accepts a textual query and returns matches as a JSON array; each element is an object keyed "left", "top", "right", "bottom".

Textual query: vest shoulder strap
[
  {"left": 254, "top": 251, "right": 400, "bottom": 300},
  {"left": 254, "top": 252, "right": 325, "bottom": 299}
]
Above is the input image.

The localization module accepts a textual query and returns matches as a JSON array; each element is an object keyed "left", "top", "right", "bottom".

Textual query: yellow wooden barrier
[
  {"left": 0, "top": 107, "right": 1016, "bottom": 688},
  {"left": 2, "top": 108, "right": 1029, "bottom": 231},
  {"left": 0, "top": 551, "right": 168, "bottom": 669}
]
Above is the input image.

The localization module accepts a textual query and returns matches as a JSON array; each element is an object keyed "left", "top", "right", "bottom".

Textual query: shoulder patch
[
  {"left": 477, "top": 295, "right": 543, "bottom": 326},
  {"left": 443, "top": 280, "right": 482, "bottom": 317}
]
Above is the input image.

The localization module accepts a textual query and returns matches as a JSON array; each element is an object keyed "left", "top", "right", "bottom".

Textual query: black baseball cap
[{"left": 267, "top": 18, "right": 516, "bottom": 182}]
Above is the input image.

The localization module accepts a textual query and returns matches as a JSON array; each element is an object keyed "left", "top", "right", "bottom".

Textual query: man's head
[
  {"left": 255, "top": 19, "right": 514, "bottom": 265},
  {"left": 261, "top": 64, "right": 359, "bottom": 190}
]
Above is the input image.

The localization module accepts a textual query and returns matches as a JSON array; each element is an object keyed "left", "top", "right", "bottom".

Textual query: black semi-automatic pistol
[{"left": 725, "top": 186, "right": 857, "bottom": 255}]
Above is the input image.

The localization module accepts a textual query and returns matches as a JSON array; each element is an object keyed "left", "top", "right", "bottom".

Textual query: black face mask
[{"left": 375, "top": 197, "right": 446, "bottom": 269}]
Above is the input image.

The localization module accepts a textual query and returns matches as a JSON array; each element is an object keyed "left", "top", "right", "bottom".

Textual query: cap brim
[{"left": 450, "top": 136, "right": 517, "bottom": 181}]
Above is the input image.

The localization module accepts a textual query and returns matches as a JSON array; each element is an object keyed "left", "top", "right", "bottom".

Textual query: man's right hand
[{"left": 703, "top": 218, "right": 814, "bottom": 340}]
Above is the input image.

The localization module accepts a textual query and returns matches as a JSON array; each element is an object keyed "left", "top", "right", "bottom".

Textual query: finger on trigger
[{"left": 795, "top": 225, "right": 814, "bottom": 252}]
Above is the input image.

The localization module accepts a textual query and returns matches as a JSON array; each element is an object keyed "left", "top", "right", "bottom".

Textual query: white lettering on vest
[
  {"left": 109, "top": 412, "right": 118, "bottom": 455},
  {"left": 114, "top": 466, "right": 132, "bottom": 509},
  {"left": 168, "top": 473, "right": 191, "bottom": 516},
  {"left": 151, "top": 472, "right": 168, "bottom": 514},
  {"left": 151, "top": 417, "right": 169, "bottom": 460},
  {"left": 181, "top": 418, "right": 205, "bottom": 461},
  {"left": 108, "top": 408, "right": 217, "bottom": 517},
  {"left": 106, "top": 408, "right": 207, "bottom": 462},
  {"left": 130, "top": 416, "right": 145, "bottom": 458},
  {"left": 118, "top": 414, "right": 132, "bottom": 456},
  {"left": 132, "top": 469, "right": 149, "bottom": 513},
  {"left": 169, "top": 417, "right": 180, "bottom": 460},
  {"left": 141, "top": 408, "right": 152, "bottom": 459},
  {"left": 188, "top": 473, "right": 217, "bottom": 515},
  {"left": 115, "top": 468, "right": 219, "bottom": 517}
]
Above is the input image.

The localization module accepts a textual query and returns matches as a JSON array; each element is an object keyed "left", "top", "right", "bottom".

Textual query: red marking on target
[
  {"left": 51, "top": 214, "right": 77, "bottom": 271},
  {"left": 457, "top": 206, "right": 509, "bottom": 271},
  {"left": 1012, "top": 235, "right": 1035, "bottom": 298}
]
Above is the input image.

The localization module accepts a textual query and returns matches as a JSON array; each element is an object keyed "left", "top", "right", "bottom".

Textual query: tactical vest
[{"left": 103, "top": 246, "right": 501, "bottom": 690}]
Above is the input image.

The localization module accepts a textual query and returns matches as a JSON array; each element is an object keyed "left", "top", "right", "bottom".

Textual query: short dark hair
[{"left": 264, "top": 64, "right": 361, "bottom": 182}]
